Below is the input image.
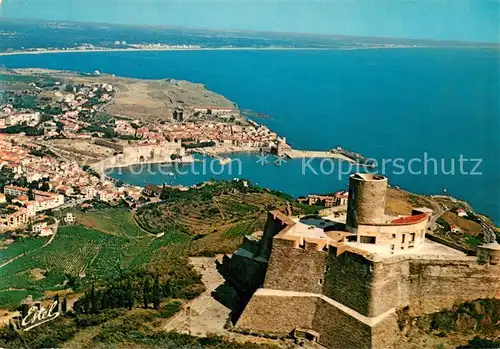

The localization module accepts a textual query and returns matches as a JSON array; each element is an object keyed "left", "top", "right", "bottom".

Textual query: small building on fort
[{"left": 222, "top": 173, "right": 500, "bottom": 349}]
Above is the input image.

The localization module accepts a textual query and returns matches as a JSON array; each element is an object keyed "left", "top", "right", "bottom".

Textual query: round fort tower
[{"left": 346, "top": 173, "right": 388, "bottom": 232}]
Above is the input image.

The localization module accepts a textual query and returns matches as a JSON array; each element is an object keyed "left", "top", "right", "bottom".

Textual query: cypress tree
[
  {"left": 101, "top": 291, "right": 109, "bottom": 310},
  {"left": 53, "top": 294, "right": 60, "bottom": 312},
  {"left": 73, "top": 300, "right": 82, "bottom": 314},
  {"left": 97, "top": 291, "right": 104, "bottom": 310},
  {"left": 116, "top": 287, "right": 124, "bottom": 308},
  {"left": 127, "top": 278, "right": 134, "bottom": 310},
  {"left": 61, "top": 297, "right": 68, "bottom": 313},
  {"left": 108, "top": 288, "right": 116, "bottom": 308},
  {"left": 143, "top": 277, "right": 150, "bottom": 309},
  {"left": 83, "top": 296, "right": 90, "bottom": 314},
  {"left": 152, "top": 275, "right": 161, "bottom": 310},
  {"left": 17, "top": 304, "right": 30, "bottom": 318},
  {"left": 90, "top": 283, "right": 98, "bottom": 314},
  {"left": 163, "top": 279, "right": 171, "bottom": 298}
]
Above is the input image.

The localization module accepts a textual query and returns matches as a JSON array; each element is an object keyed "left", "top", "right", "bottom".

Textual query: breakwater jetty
[
  {"left": 281, "top": 149, "right": 353, "bottom": 162},
  {"left": 281, "top": 147, "right": 374, "bottom": 167}
]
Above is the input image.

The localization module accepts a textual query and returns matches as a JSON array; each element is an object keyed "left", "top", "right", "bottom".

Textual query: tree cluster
[
  {"left": 73, "top": 261, "right": 204, "bottom": 315},
  {"left": 0, "top": 124, "right": 43, "bottom": 136}
]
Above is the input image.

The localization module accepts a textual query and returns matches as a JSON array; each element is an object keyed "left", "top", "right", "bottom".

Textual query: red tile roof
[{"left": 391, "top": 213, "right": 427, "bottom": 224}]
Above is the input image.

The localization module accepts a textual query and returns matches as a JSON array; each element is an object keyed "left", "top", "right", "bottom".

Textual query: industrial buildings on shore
[{"left": 222, "top": 173, "right": 500, "bottom": 349}]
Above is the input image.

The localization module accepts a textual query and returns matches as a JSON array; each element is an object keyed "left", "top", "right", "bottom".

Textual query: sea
[{"left": 1, "top": 48, "right": 498, "bottom": 221}]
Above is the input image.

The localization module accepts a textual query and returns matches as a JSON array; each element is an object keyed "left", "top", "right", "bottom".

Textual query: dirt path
[
  {"left": 163, "top": 256, "right": 231, "bottom": 336},
  {"left": 0, "top": 252, "right": 25, "bottom": 269},
  {"left": 212, "top": 197, "right": 226, "bottom": 220},
  {"left": 161, "top": 256, "right": 291, "bottom": 347}
]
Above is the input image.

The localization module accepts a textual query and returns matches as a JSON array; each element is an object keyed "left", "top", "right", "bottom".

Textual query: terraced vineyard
[
  {"left": 136, "top": 181, "right": 292, "bottom": 236},
  {"left": 76, "top": 208, "right": 149, "bottom": 238},
  {"left": 37, "top": 227, "right": 123, "bottom": 275},
  {"left": 222, "top": 220, "right": 265, "bottom": 239},
  {"left": 0, "top": 226, "right": 191, "bottom": 308},
  {"left": 134, "top": 181, "right": 310, "bottom": 256}
]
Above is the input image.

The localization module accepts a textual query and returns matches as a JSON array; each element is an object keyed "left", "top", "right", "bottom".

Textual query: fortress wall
[
  {"left": 407, "top": 259, "right": 500, "bottom": 316},
  {"left": 223, "top": 253, "right": 268, "bottom": 293},
  {"left": 323, "top": 248, "right": 373, "bottom": 316},
  {"left": 322, "top": 249, "right": 500, "bottom": 319},
  {"left": 264, "top": 239, "right": 327, "bottom": 293},
  {"left": 94, "top": 139, "right": 124, "bottom": 151},
  {"left": 123, "top": 145, "right": 161, "bottom": 161},
  {"left": 370, "top": 312, "right": 401, "bottom": 349},
  {"left": 369, "top": 259, "right": 410, "bottom": 317},
  {"left": 237, "top": 290, "right": 401, "bottom": 349},
  {"left": 236, "top": 254, "right": 500, "bottom": 348},
  {"left": 368, "top": 257, "right": 500, "bottom": 318},
  {"left": 255, "top": 212, "right": 291, "bottom": 260},
  {"left": 477, "top": 245, "right": 500, "bottom": 265},
  {"left": 235, "top": 294, "right": 318, "bottom": 336},
  {"left": 312, "top": 298, "right": 372, "bottom": 349},
  {"left": 120, "top": 143, "right": 185, "bottom": 163}
]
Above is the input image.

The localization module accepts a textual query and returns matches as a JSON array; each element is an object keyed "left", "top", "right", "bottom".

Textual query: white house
[
  {"left": 64, "top": 213, "right": 75, "bottom": 225},
  {"left": 32, "top": 222, "right": 47, "bottom": 234},
  {"left": 81, "top": 186, "right": 97, "bottom": 200}
]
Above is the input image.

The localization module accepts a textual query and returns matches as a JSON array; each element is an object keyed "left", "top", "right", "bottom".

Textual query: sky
[{"left": 0, "top": 0, "right": 498, "bottom": 43}]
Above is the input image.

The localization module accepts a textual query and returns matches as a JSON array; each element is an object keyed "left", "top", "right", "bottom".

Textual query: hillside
[
  {"left": 2, "top": 68, "right": 239, "bottom": 123},
  {"left": 385, "top": 187, "right": 435, "bottom": 215},
  {"left": 0, "top": 181, "right": 305, "bottom": 348},
  {"left": 135, "top": 181, "right": 314, "bottom": 255},
  {"left": 398, "top": 299, "right": 500, "bottom": 349},
  {"left": 2, "top": 180, "right": 494, "bottom": 314},
  {"left": 0, "top": 181, "right": 312, "bottom": 309}
]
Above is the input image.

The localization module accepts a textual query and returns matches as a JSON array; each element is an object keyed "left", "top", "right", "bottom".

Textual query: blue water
[
  {"left": 1, "top": 49, "right": 498, "bottom": 221},
  {"left": 106, "top": 154, "right": 359, "bottom": 195}
]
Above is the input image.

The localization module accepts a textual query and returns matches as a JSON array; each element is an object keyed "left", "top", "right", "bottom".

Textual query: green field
[
  {"left": 222, "top": 220, "right": 265, "bottom": 239},
  {"left": 0, "top": 290, "right": 45, "bottom": 308},
  {"left": 76, "top": 208, "right": 149, "bottom": 238},
  {"left": 0, "top": 236, "right": 48, "bottom": 264},
  {"left": 0, "top": 72, "right": 58, "bottom": 86}
]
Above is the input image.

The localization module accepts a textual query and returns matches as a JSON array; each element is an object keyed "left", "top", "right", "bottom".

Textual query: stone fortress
[
  {"left": 92, "top": 140, "right": 191, "bottom": 174},
  {"left": 224, "top": 173, "right": 500, "bottom": 349}
]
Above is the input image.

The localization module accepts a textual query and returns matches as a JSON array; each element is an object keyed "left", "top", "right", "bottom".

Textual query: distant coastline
[
  {"left": 2, "top": 44, "right": 498, "bottom": 57},
  {"left": 0, "top": 45, "right": 436, "bottom": 57}
]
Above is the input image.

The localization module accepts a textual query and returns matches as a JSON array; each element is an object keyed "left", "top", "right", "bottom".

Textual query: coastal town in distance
[{"left": 0, "top": 12, "right": 499, "bottom": 349}]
